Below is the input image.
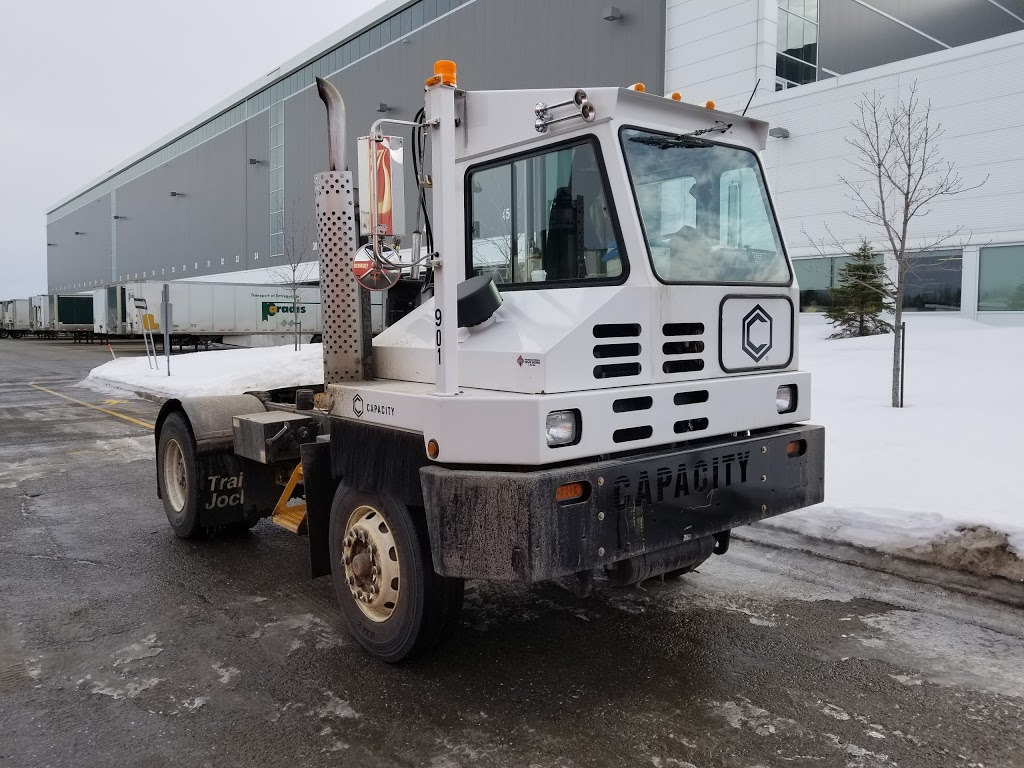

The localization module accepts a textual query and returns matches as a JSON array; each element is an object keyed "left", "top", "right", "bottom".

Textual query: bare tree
[
  {"left": 270, "top": 199, "right": 316, "bottom": 350},
  {"left": 836, "top": 82, "right": 986, "bottom": 407}
]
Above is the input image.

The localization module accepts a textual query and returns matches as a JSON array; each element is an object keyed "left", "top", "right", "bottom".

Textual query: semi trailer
[
  {"left": 0, "top": 299, "right": 31, "bottom": 338},
  {"left": 1, "top": 294, "right": 97, "bottom": 340},
  {"left": 153, "top": 62, "right": 825, "bottom": 663},
  {"left": 92, "top": 281, "right": 324, "bottom": 349},
  {"left": 29, "top": 294, "right": 94, "bottom": 339}
]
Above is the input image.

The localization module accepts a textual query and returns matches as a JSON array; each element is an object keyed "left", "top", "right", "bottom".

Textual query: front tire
[
  {"left": 157, "top": 413, "right": 202, "bottom": 539},
  {"left": 328, "top": 485, "right": 463, "bottom": 663}
]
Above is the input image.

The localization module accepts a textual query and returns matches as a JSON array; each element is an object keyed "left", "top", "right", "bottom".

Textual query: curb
[{"left": 737, "top": 524, "right": 1024, "bottom": 609}]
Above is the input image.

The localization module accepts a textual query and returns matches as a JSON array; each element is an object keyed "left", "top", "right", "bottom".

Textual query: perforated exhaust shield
[{"left": 315, "top": 171, "right": 367, "bottom": 383}]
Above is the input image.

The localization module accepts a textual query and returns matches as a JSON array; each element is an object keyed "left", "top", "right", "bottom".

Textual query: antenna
[{"left": 741, "top": 78, "right": 761, "bottom": 117}]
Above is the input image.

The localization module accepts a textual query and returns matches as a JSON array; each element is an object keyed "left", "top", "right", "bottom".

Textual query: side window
[{"left": 468, "top": 140, "right": 625, "bottom": 286}]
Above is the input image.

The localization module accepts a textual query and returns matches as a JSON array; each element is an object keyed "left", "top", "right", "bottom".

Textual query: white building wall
[
  {"left": 665, "top": 0, "right": 777, "bottom": 110},
  {"left": 746, "top": 30, "right": 1024, "bottom": 323}
]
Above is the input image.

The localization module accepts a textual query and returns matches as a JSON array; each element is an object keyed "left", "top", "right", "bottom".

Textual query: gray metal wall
[
  {"left": 47, "top": 0, "right": 664, "bottom": 292},
  {"left": 47, "top": 193, "right": 112, "bottom": 289},
  {"left": 819, "top": 0, "right": 1024, "bottom": 77}
]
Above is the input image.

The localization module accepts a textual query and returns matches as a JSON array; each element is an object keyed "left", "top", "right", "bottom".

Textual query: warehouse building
[
  {"left": 44, "top": 0, "right": 664, "bottom": 292},
  {"left": 47, "top": 0, "right": 1024, "bottom": 322},
  {"left": 667, "top": 0, "right": 1024, "bottom": 324}
]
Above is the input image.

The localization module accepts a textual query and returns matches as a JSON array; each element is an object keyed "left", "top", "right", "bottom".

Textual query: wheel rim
[
  {"left": 163, "top": 438, "right": 188, "bottom": 515},
  {"left": 340, "top": 505, "right": 401, "bottom": 623}
]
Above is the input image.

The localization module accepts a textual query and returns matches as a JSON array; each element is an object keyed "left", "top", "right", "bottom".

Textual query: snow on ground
[
  {"left": 84, "top": 343, "right": 324, "bottom": 399},
  {"left": 766, "top": 314, "right": 1024, "bottom": 580},
  {"left": 82, "top": 317, "right": 1024, "bottom": 580}
]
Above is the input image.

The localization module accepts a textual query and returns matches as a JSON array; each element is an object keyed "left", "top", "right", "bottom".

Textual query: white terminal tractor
[{"left": 153, "top": 61, "right": 825, "bottom": 663}]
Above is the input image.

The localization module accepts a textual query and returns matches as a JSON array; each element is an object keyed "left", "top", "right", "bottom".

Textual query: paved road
[{"left": 1, "top": 337, "right": 1023, "bottom": 768}]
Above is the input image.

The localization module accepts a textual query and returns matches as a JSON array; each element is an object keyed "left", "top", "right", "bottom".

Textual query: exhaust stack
[
  {"left": 314, "top": 78, "right": 370, "bottom": 385},
  {"left": 316, "top": 77, "right": 347, "bottom": 172}
]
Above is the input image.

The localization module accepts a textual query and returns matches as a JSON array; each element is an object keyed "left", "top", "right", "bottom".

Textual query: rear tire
[
  {"left": 157, "top": 412, "right": 202, "bottom": 539},
  {"left": 328, "top": 485, "right": 463, "bottom": 663},
  {"left": 0, "top": 330, "right": 7, "bottom": 339}
]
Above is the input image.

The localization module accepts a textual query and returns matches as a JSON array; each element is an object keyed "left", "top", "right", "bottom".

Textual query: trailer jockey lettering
[
  {"left": 261, "top": 302, "right": 310, "bottom": 321},
  {"left": 612, "top": 452, "right": 750, "bottom": 511},
  {"left": 205, "top": 473, "right": 244, "bottom": 510}
]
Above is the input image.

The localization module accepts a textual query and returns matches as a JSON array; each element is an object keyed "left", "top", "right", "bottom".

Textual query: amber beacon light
[{"left": 426, "top": 60, "right": 458, "bottom": 87}]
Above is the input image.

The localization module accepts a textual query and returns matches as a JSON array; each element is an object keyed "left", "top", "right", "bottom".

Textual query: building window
[
  {"left": 776, "top": 0, "right": 818, "bottom": 89},
  {"left": 902, "top": 250, "right": 962, "bottom": 311},
  {"left": 979, "top": 245, "right": 1024, "bottom": 311},
  {"left": 793, "top": 250, "right": 884, "bottom": 311},
  {"left": 269, "top": 101, "right": 285, "bottom": 258}
]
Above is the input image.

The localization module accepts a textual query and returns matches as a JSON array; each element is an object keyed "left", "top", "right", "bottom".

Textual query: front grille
[
  {"left": 593, "top": 323, "right": 642, "bottom": 380},
  {"left": 662, "top": 322, "right": 705, "bottom": 375}
]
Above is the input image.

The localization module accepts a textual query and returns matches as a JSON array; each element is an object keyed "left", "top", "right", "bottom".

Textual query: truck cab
[{"left": 154, "top": 67, "right": 824, "bottom": 663}]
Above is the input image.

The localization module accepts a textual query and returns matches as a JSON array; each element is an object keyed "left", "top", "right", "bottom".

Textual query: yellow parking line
[{"left": 28, "top": 383, "right": 155, "bottom": 430}]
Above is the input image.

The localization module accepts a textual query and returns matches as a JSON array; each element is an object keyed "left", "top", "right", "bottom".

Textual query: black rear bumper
[{"left": 420, "top": 424, "right": 825, "bottom": 582}]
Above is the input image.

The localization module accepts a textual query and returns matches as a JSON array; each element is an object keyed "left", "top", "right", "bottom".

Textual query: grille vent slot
[
  {"left": 594, "top": 343, "right": 641, "bottom": 359},
  {"left": 674, "top": 390, "right": 709, "bottom": 405},
  {"left": 664, "top": 323, "right": 704, "bottom": 336},
  {"left": 613, "top": 425, "right": 653, "bottom": 443},
  {"left": 663, "top": 341, "right": 705, "bottom": 355},
  {"left": 612, "top": 396, "right": 653, "bottom": 413},
  {"left": 664, "top": 360, "right": 704, "bottom": 373},
  {"left": 594, "top": 323, "right": 640, "bottom": 338},
  {"left": 674, "top": 418, "right": 709, "bottom": 434},
  {"left": 594, "top": 362, "right": 641, "bottom": 379}
]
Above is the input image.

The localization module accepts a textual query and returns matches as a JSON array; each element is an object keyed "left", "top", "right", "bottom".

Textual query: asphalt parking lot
[{"left": 1, "top": 337, "right": 1023, "bottom": 768}]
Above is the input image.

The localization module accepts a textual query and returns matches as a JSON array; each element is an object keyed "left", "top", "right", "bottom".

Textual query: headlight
[
  {"left": 546, "top": 410, "right": 580, "bottom": 447},
  {"left": 776, "top": 385, "right": 797, "bottom": 414}
]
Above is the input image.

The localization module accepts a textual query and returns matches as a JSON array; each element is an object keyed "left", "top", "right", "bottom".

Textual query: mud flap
[
  {"left": 195, "top": 452, "right": 280, "bottom": 528},
  {"left": 301, "top": 439, "right": 337, "bottom": 579}
]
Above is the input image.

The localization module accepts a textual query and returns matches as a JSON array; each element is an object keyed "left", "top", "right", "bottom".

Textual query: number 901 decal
[{"left": 435, "top": 308, "right": 442, "bottom": 365}]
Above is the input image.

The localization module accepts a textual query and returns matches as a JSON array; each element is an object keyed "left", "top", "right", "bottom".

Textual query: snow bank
[
  {"left": 766, "top": 315, "right": 1024, "bottom": 579},
  {"left": 84, "top": 343, "right": 324, "bottom": 398}
]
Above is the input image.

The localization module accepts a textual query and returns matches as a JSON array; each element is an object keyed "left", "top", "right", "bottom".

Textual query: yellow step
[{"left": 272, "top": 502, "right": 308, "bottom": 535}]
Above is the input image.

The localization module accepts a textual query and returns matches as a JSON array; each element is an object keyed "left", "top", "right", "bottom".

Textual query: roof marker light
[
  {"left": 628, "top": 82, "right": 646, "bottom": 92},
  {"left": 669, "top": 92, "right": 682, "bottom": 101},
  {"left": 705, "top": 100, "right": 716, "bottom": 109}
]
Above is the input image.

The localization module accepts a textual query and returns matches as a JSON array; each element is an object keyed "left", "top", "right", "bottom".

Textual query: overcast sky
[{"left": 0, "top": 0, "right": 386, "bottom": 299}]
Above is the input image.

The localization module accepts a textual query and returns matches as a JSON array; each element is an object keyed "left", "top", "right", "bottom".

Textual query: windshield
[{"left": 620, "top": 127, "right": 791, "bottom": 284}]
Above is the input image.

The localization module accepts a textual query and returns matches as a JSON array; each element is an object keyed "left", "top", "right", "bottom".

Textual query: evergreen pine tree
[{"left": 825, "top": 240, "right": 894, "bottom": 339}]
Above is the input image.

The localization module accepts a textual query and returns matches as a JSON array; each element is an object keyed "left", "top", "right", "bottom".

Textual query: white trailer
[
  {"left": 29, "top": 295, "right": 50, "bottom": 334},
  {"left": 92, "top": 281, "right": 322, "bottom": 348},
  {"left": 152, "top": 64, "right": 825, "bottom": 663},
  {"left": 1, "top": 299, "right": 31, "bottom": 338}
]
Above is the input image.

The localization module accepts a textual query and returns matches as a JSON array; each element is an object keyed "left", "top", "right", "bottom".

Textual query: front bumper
[{"left": 420, "top": 424, "right": 824, "bottom": 582}]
